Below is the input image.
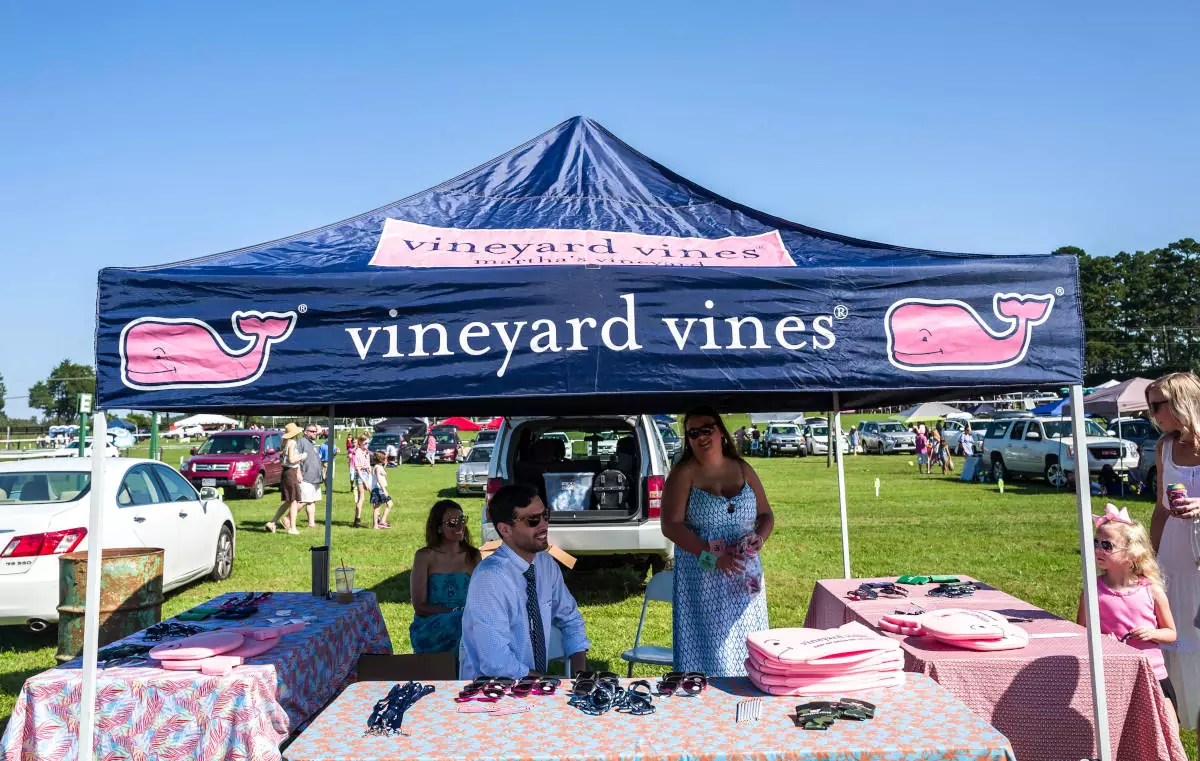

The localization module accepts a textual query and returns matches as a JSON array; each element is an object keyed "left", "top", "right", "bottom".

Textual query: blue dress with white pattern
[{"left": 672, "top": 483, "right": 769, "bottom": 676}]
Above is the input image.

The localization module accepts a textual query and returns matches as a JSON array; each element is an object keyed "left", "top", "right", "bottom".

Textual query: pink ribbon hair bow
[{"left": 1093, "top": 503, "right": 1134, "bottom": 527}]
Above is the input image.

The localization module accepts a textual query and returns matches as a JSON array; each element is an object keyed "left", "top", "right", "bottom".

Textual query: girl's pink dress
[{"left": 1096, "top": 576, "right": 1167, "bottom": 679}]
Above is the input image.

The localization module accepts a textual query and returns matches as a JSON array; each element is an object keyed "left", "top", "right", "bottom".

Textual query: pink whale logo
[
  {"left": 120, "top": 311, "right": 297, "bottom": 390},
  {"left": 885, "top": 293, "right": 1054, "bottom": 371}
]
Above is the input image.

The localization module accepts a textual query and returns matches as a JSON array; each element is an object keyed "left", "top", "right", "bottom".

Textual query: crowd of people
[{"left": 406, "top": 407, "right": 775, "bottom": 682}]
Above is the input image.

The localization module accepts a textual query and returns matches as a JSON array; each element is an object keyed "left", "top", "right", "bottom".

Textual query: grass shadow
[{"left": 369, "top": 570, "right": 413, "bottom": 605}]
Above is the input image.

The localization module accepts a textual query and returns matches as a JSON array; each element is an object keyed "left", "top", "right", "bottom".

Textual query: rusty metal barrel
[{"left": 56, "top": 547, "right": 164, "bottom": 662}]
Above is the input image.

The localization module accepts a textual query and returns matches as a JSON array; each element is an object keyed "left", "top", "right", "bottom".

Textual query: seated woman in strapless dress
[{"left": 410, "top": 500, "right": 481, "bottom": 653}]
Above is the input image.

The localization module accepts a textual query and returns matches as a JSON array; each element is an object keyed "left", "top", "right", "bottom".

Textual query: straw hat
[{"left": 282, "top": 422, "right": 303, "bottom": 439}]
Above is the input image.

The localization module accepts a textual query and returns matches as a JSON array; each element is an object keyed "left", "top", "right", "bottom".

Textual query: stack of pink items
[
  {"left": 148, "top": 623, "right": 306, "bottom": 676},
  {"left": 745, "top": 622, "right": 906, "bottom": 695},
  {"left": 879, "top": 609, "right": 1028, "bottom": 651}
]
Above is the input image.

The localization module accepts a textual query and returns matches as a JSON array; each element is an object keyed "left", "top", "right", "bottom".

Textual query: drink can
[{"left": 1167, "top": 482, "right": 1188, "bottom": 509}]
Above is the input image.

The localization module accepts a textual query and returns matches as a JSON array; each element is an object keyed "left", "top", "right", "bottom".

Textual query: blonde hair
[
  {"left": 1099, "top": 517, "right": 1165, "bottom": 591},
  {"left": 356, "top": 433, "right": 370, "bottom": 444},
  {"left": 1147, "top": 372, "right": 1200, "bottom": 453}
]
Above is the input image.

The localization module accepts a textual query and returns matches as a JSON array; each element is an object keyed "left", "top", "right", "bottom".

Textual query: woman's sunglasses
[
  {"left": 455, "top": 677, "right": 513, "bottom": 702},
  {"left": 442, "top": 516, "right": 467, "bottom": 528},
  {"left": 656, "top": 671, "right": 707, "bottom": 696},
  {"left": 508, "top": 510, "right": 550, "bottom": 528},
  {"left": 511, "top": 677, "right": 560, "bottom": 697},
  {"left": 685, "top": 425, "right": 716, "bottom": 440},
  {"left": 1094, "top": 538, "right": 1127, "bottom": 552}
]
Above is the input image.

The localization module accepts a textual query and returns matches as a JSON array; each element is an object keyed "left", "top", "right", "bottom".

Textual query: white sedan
[
  {"left": 805, "top": 425, "right": 849, "bottom": 456},
  {"left": 0, "top": 458, "right": 236, "bottom": 631}
]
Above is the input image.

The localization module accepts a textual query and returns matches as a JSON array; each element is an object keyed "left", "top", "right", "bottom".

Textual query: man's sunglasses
[
  {"left": 442, "top": 516, "right": 467, "bottom": 528},
  {"left": 1094, "top": 538, "right": 1127, "bottom": 552},
  {"left": 506, "top": 510, "right": 550, "bottom": 528},
  {"left": 686, "top": 425, "right": 716, "bottom": 440}
]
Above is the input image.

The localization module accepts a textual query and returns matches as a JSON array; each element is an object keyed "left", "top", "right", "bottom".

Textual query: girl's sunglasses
[
  {"left": 1093, "top": 538, "right": 1126, "bottom": 552},
  {"left": 508, "top": 510, "right": 550, "bottom": 528},
  {"left": 685, "top": 425, "right": 716, "bottom": 440},
  {"left": 442, "top": 516, "right": 467, "bottom": 528},
  {"left": 657, "top": 671, "right": 707, "bottom": 696}
]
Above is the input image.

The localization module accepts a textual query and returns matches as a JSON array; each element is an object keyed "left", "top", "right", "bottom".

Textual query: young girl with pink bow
[{"left": 1078, "top": 503, "right": 1178, "bottom": 712}]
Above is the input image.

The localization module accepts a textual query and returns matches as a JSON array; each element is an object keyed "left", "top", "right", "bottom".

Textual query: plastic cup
[{"left": 334, "top": 567, "right": 355, "bottom": 603}]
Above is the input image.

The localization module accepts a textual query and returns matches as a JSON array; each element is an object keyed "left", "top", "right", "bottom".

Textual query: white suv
[
  {"left": 981, "top": 417, "right": 1138, "bottom": 487},
  {"left": 482, "top": 415, "right": 674, "bottom": 573}
]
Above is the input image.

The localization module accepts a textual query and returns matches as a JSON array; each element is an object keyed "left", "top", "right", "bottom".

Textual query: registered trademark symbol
[
  {"left": 1055, "top": 287, "right": 1064, "bottom": 296},
  {"left": 298, "top": 304, "right": 308, "bottom": 313},
  {"left": 388, "top": 309, "right": 399, "bottom": 318},
  {"left": 833, "top": 305, "right": 849, "bottom": 320}
]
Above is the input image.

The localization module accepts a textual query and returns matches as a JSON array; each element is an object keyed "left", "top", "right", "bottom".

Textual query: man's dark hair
[{"left": 489, "top": 483, "right": 539, "bottom": 525}]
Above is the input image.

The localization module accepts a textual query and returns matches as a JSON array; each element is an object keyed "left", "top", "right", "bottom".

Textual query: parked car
[
  {"left": 474, "top": 429, "right": 499, "bottom": 447},
  {"left": 858, "top": 421, "right": 916, "bottom": 454},
  {"left": 980, "top": 417, "right": 1138, "bottom": 487},
  {"left": 764, "top": 422, "right": 803, "bottom": 457},
  {"left": 481, "top": 415, "right": 673, "bottom": 573},
  {"left": 0, "top": 458, "right": 236, "bottom": 631},
  {"left": 179, "top": 429, "right": 283, "bottom": 499},
  {"left": 456, "top": 444, "right": 493, "bottom": 496},
  {"left": 941, "top": 419, "right": 983, "bottom": 455},
  {"left": 1136, "top": 433, "right": 1162, "bottom": 490},
  {"left": 431, "top": 428, "right": 463, "bottom": 463},
  {"left": 655, "top": 421, "right": 682, "bottom": 463},
  {"left": 367, "top": 432, "right": 404, "bottom": 462},
  {"left": 163, "top": 425, "right": 205, "bottom": 440},
  {"left": 1107, "top": 417, "right": 1158, "bottom": 448},
  {"left": 805, "top": 425, "right": 848, "bottom": 456},
  {"left": 542, "top": 431, "right": 574, "bottom": 460}
]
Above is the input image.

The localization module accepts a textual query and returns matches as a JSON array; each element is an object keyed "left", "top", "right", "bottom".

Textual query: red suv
[{"left": 179, "top": 430, "right": 283, "bottom": 499}]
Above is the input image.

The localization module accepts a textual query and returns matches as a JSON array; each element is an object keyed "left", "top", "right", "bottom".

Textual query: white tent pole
[
  {"left": 1070, "top": 384, "right": 1112, "bottom": 761},
  {"left": 833, "top": 393, "right": 851, "bottom": 578},
  {"left": 79, "top": 411, "right": 108, "bottom": 760},
  {"left": 324, "top": 406, "right": 335, "bottom": 549}
]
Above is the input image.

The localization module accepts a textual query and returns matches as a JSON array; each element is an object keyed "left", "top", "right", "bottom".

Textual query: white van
[{"left": 482, "top": 415, "right": 674, "bottom": 573}]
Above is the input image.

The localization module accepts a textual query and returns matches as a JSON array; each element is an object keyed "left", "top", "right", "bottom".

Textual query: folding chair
[
  {"left": 620, "top": 570, "right": 674, "bottom": 676},
  {"left": 357, "top": 652, "right": 457, "bottom": 682}
]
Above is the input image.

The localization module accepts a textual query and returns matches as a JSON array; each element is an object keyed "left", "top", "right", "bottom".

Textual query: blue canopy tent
[
  {"left": 1031, "top": 397, "right": 1069, "bottom": 416},
  {"left": 105, "top": 417, "right": 136, "bottom": 431},
  {"left": 86, "top": 117, "right": 1113, "bottom": 759}
]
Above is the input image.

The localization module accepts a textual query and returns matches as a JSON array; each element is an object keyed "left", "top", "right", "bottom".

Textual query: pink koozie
[
  {"left": 149, "top": 631, "right": 244, "bottom": 661},
  {"left": 746, "top": 622, "right": 900, "bottom": 666}
]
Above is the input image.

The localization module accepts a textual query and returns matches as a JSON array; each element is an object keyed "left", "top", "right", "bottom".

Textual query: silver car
[
  {"left": 858, "top": 421, "right": 917, "bottom": 454},
  {"left": 456, "top": 444, "right": 493, "bottom": 496}
]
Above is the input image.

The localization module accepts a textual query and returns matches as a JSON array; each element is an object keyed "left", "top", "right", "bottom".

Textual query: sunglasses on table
[
  {"left": 846, "top": 583, "right": 907, "bottom": 601},
  {"left": 571, "top": 671, "right": 618, "bottom": 696},
  {"left": 1093, "top": 538, "right": 1127, "bottom": 552},
  {"left": 507, "top": 510, "right": 551, "bottom": 528},
  {"left": 685, "top": 425, "right": 716, "bottom": 440},
  {"left": 656, "top": 671, "right": 707, "bottom": 696},
  {"left": 455, "top": 677, "right": 512, "bottom": 702}
]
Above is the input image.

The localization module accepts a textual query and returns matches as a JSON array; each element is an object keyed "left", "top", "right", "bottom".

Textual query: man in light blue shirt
[{"left": 460, "top": 484, "right": 590, "bottom": 679}]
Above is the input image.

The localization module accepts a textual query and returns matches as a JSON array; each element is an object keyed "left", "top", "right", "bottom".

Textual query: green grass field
[{"left": 0, "top": 433, "right": 1194, "bottom": 756}]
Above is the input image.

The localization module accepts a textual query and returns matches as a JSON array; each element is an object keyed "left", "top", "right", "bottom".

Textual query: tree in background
[
  {"left": 27, "top": 360, "right": 96, "bottom": 423},
  {"left": 125, "top": 413, "right": 151, "bottom": 431},
  {"left": 0, "top": 371, "right": 6, "bottom": 420},
  {"left": 1071, "top": 239, "right": 1200, "bottom": 383}
]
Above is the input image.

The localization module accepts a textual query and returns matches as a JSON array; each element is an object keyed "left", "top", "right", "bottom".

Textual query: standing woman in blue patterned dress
[{"left": 661, "top": 407, "right": 774, "bottom": 675}]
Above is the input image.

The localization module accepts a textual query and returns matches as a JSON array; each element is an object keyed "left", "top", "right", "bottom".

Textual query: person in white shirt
[
  {"left": 386, "top": 442, "right": 398, "bottom": 467},
  {"left": 459, "top": 484, "right": 589, "bottom": 679}
]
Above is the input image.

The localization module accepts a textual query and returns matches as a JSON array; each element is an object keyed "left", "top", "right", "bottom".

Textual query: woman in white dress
[{"left": 1147, "top": 372, "right": 1200, "bottom": 729}]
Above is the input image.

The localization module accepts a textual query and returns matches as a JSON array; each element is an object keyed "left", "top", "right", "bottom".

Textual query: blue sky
[{"left": 2, "top": 3, "right": 1197, "bottom": 418}]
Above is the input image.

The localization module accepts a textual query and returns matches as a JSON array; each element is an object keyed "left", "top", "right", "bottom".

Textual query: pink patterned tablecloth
[
  {"left": 1, "top": 591, "right": 392, "bottom": 761},
  {"left": 284, "top": 674, "right": 1015, "bottom": 761},
  {"left": 804, "top": 576, "right": 1185, "bottom": 761}
]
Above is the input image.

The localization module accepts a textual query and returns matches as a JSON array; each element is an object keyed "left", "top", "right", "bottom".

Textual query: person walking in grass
[
  {"left": 369, "top": 450, "right": 394, "bottom": 529},
  {"left": 266, "top": 423, "right": 307, "bottom": 534},
  {"left": 426, "top": 431, "right": 438, "bottom": 466},
  {"left": 350, "top": 433, "right": 372, "bottom": 527},
  {"left": 915, "top": 427, "right": 929, "bottom": 474}
]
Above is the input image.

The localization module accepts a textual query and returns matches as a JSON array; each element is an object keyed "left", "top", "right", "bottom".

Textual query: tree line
[
  {"left": 3, "top": 239, "right": 1196, "bottom": 424},
  {"left": 1064, "top": 238, "right": 1200, "bottom": 383}
]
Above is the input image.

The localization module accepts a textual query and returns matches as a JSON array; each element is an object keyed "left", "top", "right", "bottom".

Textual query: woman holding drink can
[{"left": 1147, "top": 372, "right": 1200, "bottom": 730}]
